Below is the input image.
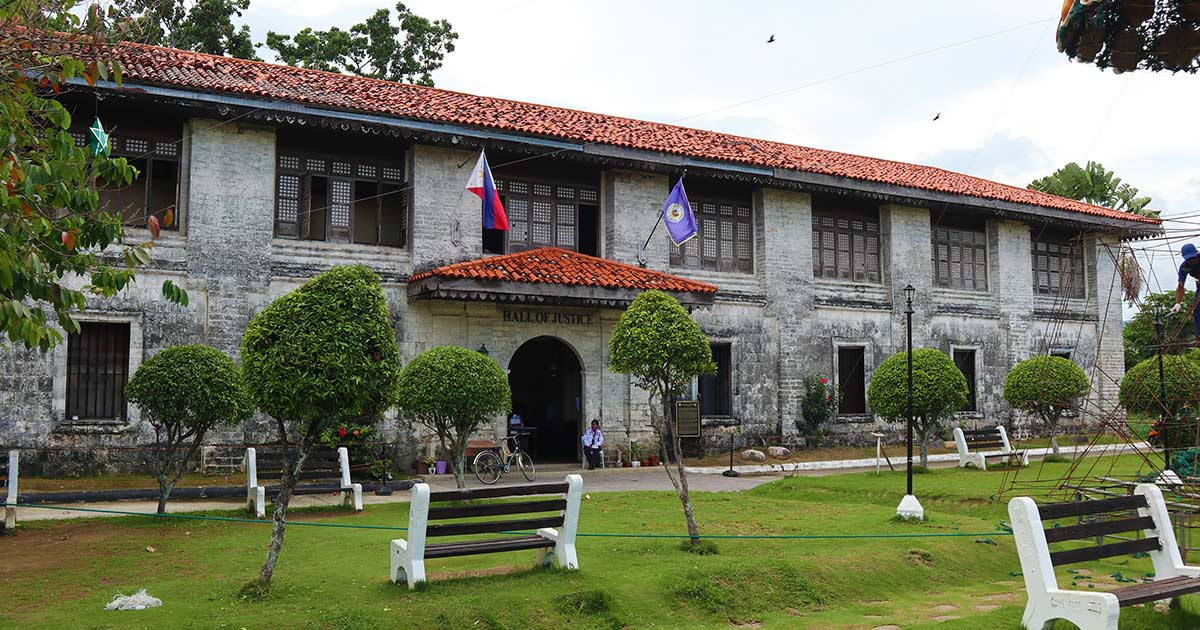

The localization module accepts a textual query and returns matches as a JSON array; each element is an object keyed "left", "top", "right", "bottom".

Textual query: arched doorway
[{"left": 508, "top": 336, "right": 583, "bottom": 462}]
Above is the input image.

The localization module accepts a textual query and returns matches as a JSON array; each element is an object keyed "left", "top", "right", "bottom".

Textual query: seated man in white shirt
[{"left": 581, "top": 419, "right": 604, "bottom": 470}]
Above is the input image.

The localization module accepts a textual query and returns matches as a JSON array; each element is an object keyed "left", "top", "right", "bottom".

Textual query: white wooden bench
[
  {"left": 954, "top": 426, "right": 1027, "bottom": 470},
  {"left": 2, "top": 450, "right": 17, "bottom": 530},
  {"left": 390, "top": 474, "right": 582, "bottom": 589},
  {"left": 245, "top": 446, "right": 361, "bottom": 519},
  {"left": 1009, "top": 484, "right": 1200, "bottom": 630}
]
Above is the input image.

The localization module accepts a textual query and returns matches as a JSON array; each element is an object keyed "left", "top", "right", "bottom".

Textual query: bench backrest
[
  {"left": 957, "top": 427, "right": 1010, "bottom": 451},
  {"left": 1009, "top": 485, "right": 1185, "bottom": 595},
  {"left": 246, "top": 447, "right": 350, "bottom": 487}
]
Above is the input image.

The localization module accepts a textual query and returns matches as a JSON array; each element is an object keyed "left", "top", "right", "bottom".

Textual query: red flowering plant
[
  {"left": 798, "top": 373, "right": 838, "bottom": 447},
  {"left": 318, "top": 420, "right": 378, "bottom": 472}
]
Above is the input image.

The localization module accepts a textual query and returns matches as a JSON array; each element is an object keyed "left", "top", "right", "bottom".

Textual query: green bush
[
  {"left": 126, "top": 344, "right": 252, "bottom": 514},
  {"left": 1120, "top": 356, "right": 1200, "bottom": 451},
  {"left": 396, "top": 346, "right": 510, "bottom": 488},
  {"left": 1003, "top": 356, "right": 1089, "bottom": 455},
  {"left": 798, "top": 372, "right": 836, "bottom": 441},
  {"left": 240, "top": 264, "right": 400, "bottom": 584},
  {"left": 867, "top": 348, "right": 968, "bottom": 467}
]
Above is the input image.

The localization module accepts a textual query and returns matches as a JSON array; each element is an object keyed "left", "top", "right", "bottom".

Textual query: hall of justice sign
[{"left": 501, "top": 308, "right": 595, "bottom": 326}]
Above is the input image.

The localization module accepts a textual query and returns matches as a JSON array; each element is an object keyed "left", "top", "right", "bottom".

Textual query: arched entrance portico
[{"left": 508, "top": 336, "right": 583, "bottom": 462}]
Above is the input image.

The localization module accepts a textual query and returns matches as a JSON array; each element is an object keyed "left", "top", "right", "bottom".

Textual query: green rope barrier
[{"left": 2, "top": 502, "right": 1014, "bottom": 540}]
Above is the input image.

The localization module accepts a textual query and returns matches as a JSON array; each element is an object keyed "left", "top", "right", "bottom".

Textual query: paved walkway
[{"left": 8, "top": 442, "right": 1150, "bottom": 523}]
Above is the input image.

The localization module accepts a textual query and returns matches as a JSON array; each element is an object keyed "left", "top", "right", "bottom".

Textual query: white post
[
  {"left": 871, "top": 432, "right": 884, "bottom": 475},
  {"left": 245, "top": 448, "right": 265, "bottom": 519},
  {"left": 5, "top": 450, "right": 18, "bottom": 530}
]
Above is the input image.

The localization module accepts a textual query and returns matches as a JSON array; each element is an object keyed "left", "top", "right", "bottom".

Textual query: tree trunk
[
  {"left": 453, "top": 437, "right": 467, "bottom": 489},
  {"left": 157, "top": 476, "right": 172, "bottom": 515},
  {"left": 1050, "top": 434, "right": 1060, "bottom": 456},
  {"left": 917, "top": 423, "right": 930, "bottom": 468},
  {"left": 258, "top": 422, "right": 317, "bottom": 585},
  {"left": 656, "top": 384, "right": 700, "bottom": 544}
]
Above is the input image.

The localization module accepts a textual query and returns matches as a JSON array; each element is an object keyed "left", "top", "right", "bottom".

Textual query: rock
[
  {"left": 767, "top": 446, "right": 791, "bottom": 459},
  {"left": 741, "top": 449, "right": 766, "bottom": 462}
]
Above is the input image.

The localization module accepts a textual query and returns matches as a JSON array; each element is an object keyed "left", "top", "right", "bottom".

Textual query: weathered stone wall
[{"left": 0, "top": 115, "right": 1132, "bottom": 469}]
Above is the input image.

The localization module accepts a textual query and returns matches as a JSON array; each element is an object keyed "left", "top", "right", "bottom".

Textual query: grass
[{"left": 1, "top": 453, "right": 1198, "bottom": 629}]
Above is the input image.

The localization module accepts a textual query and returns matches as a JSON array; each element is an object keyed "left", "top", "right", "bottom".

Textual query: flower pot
[
  {"left": 622, "top": 461, "right": 632, "bottom": 468},
  {"left": 648, "top": 455, "right": 660, "bottom": 466},
  {"left": 631, "top": 461, "right": 640, "bottom": 468},
  {"left": 435, "top": 460, "right": 448, "bottom": 475},
  {"left": 415, "top": 460, "right": 429, "bottom": 475},
  {"left": 641, "top": 460, "right": 650, "bottom": 467}
]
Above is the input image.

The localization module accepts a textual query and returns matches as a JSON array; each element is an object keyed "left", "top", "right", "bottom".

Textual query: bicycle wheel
[
  {"left": 517, "top": 450, "right": 535, "bottom": 482},
  {"left": 473, "top": 450, "right": 503, "bottom": 485}
]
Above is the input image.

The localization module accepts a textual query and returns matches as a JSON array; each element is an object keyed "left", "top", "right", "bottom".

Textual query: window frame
[
  {"left": 811, "top": 205, "right": 882, "bottom": 283},
  {"left": 670, "top": 197, "right": 754, "bottom": 273},
  {"left": 835, "top": 344, "right": 869, "bottom": 416},
  {"left": 951, "top": 347, "right": 979, "bottom": 413},
  {"left": 75, "top": 128, "right": 182, "bottom": 231},
  {"left": 932, "top": 223, "right": 989, "bottom": 292},
  {"left": 698, "top": 342, "right": 733, "bottom": 416},
  {"left": 1031, "top": 231, "right": 1087, "bottom": 299},
  {"left": 65, "top": 321, "right": 131, "bottom": 422},
  {"left": 274, "top": 150, "right": 410, "bottom": 248},
  {"left": 491, "top": 176, "right": 599, "bottom": 254}
]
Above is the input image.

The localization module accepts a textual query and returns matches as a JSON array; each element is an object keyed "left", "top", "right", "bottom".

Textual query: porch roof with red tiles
[
  {"left": 408, "top": 247, "right": 718, "bottom": 295},
  {"left": 104, "top": 42, "right": 1161, "bottom": 228}
]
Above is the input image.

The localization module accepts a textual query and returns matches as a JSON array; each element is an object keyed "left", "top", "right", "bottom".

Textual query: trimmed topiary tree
[
  {"left": 1003, "top": 356, "right": 1090, "bottom": 456},
  {"left": 1120, "top": 355, "right": 1200, "bottom": 450},
  {"left": 610, "top": 290, "right": 715, "bottom": 545},
  {"left": 126, "top": 344, "right": 252, "bottom": 514},
  {"left": 395, "top": 346, "right": 511, "bottom": 489},
  {"left": 867, "top": 348, "right": 969, "bottom": 468},
  {"left": 241, "top": 265, "right": 400, "bottom": 586}
]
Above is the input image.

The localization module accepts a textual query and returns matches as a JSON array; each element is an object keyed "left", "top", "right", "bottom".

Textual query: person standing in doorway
[
  {"left": 582, "top": 419, "right": 604, "bottom": 470},
  {"left": 1172, "top": 243, "right": 1200, "bottom": 336}
]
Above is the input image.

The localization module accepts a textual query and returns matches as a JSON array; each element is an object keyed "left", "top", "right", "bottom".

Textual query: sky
[{"left": 240, "top": 0, "right": 1199, "bottom": 315}]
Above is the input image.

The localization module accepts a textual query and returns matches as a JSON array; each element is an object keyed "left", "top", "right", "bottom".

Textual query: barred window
[
  {"left": 670, "top": 199, "right": 753, "bottom": 273},
  {"left": 78, "top": 127, "right": 181, "bottom": 231},
  {"left": 932, "top": 225, "right": 988, "bottom": 291},
  {"left": 489, "top": 178, "right": 599, "bottom": 255},
  {"left": 275, "top": 152, "right": 408, "bottom": 247},
  {"left": 811, "top": 205, "right": 881, "bottom": 283},
  {"left": 66, "top": 322, "right": 130, "bottom": 421},
  {"left": 1032, "top": 233, "right": 1086, "bottom": 298}
]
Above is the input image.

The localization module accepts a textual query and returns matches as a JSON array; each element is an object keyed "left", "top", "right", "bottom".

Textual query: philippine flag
[{"left": 466, "top": 151, "right": 509, "bottom": 231}]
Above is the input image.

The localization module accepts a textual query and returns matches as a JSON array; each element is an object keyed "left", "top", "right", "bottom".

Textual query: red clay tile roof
[
  {"left": 110, "top": 42, "right": 1159, "bottom": 226},
  {"left": 409, "top": 247, "right": 718, "bottom": 294}
]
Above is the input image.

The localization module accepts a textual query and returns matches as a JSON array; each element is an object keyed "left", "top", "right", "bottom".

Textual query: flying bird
[
  {"left": 932, "top": 113, "right": 941, "bottom": 121},
  {"left": 767, "top": 34, "right": 775, "bottom": 43}
]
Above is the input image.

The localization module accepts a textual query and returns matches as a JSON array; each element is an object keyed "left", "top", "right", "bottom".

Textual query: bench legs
[
  {"left": 342, "top": 483, "right": 363, "bottom": 512},
  {"left": 537, "top": 527, "right": 579, "bottom": 570},
  {"left": 248, "top": 486, "right": 266, "bottom": 519},
  {"left": 1021, "top": 591, "right": 1119, "bottom": 630},
  {"left": 390, "top": 539, "right": 425, "bottom": 589}
]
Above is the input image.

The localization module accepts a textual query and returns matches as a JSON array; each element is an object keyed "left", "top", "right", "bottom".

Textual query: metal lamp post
[{"left": 896, "top": 284, "right": 924, "bottom": 520}]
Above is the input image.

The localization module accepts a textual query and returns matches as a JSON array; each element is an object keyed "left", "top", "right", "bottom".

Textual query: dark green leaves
[
  {"left": 866, "top": 348, "right": 969, "bottom": 424},
  {"left": 609, "top": 290, "right": 715, "bottom": 397},
  {"left": 126, "top": 344, "right": 253, "bottom": 432},
  {"left": 395, "top": 345, "right": 511, "bottom": 442},
  {"left": 1004, "top": 356, "right": 1089, "bottom": 425}
]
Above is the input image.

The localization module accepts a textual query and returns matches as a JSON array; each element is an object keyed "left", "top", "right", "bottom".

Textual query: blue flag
[{"left": 661, "top": 177, "right": 697, "bottom": 246}]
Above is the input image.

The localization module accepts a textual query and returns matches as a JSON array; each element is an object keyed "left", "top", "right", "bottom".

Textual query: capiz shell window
[
  {"left": 811, "top": 198, "right": 881, "bottom": 283},
  {"left": 275, "top": 152, "right": 409, "bottom": 247}
]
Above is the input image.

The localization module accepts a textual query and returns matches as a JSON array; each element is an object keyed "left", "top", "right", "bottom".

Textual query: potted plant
[
  {"left": 371, "top": 459, "right": 394, "bottom": 495},
  {"left": 421, "top": 455, "right": 436, "bottom": 475},
  {"left": 435, "top": 458, "right": 448, "bottom": 475},
  {"left": 648, "top": 451, "right": 660, "bottom": 466},
  {"left": 629, "top": 441, "right": 641, "bottom": 467},
  {"left": 798, "top": 373, "right": 837, "bottom": 449}
]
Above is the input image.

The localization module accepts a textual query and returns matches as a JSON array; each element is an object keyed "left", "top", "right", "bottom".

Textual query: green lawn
[{"left": 2, "top": 455, "right": 1198, "bottom": 629}]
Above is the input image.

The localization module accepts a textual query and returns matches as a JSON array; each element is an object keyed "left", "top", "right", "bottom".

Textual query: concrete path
[
  {"left": 7, "top": 442, "right": 1150, "bottom": 523},
  {"left": 9, "top": 465, "right": 782, "bottom": 522}
]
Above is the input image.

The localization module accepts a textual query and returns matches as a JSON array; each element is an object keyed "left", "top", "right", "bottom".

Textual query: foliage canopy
[
  {"left": 609, "top": 290, "right": 716, "bottom": 398},
  {"left": 867, "top": 348, "right": 968, "bottom": 466},
  {"left": 1, "top": 1, "right": 186, "bottom": 350},
  {"left": 1124, "top": 290, "right": 1197, "bottom": 369},
  {"left": 126, "top": 344, "right": 252, "bottom": 432},
  {"left": 1120, "top": 355, "right": 1200, "bottom": 418},
  {"left": 1004, "top": 356, "right": 1090, "bottom": 422}
]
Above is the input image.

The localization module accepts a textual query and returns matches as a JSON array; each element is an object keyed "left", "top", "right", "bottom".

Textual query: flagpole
[{"left": 637, "top": 170, "right": 686, "bottom": 268}]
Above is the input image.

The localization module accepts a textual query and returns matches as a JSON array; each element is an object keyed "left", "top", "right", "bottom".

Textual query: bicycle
[{"left": 472, "top": 433, "right": 535, "bottom": 485}]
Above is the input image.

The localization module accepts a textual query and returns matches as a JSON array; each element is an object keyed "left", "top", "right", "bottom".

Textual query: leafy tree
[
  {"left": 0, "top": 1, "right": 187, "bottom": 351},
  {"left": 264, "top": 2, "right": 457, "bottom": 85},
  {"left": 1124, "top": 290, "right": 1196, "bottom": 369},
  {"left": 112, "top": 0, "right": 257, "bottom": 59},
  {"left": 1028, "top": 161, "right": 1155, "bottom": 218},
  {"left": 1120, "top": 355, "right": 1200, "bottom": 449},
  {"left": 610, "top": 290, "right": 715, "bottom": 545},
  {"left": 867, "top": 349, "right": 968, "bottom": 468},
  {"left": 395, "top": 346, "right": 511, "bottom": 488},
  {"left": 240, "top": 265, "right": 400, "bottom": 586},
  {"left": 1029, "top": 160, "right": 1157, "bottom": 304},
  {"left": 1057, "top": 0, "right": 1200, "bottom": 74},
  {"left": 126, "top": 344, "right": 252, "bottom": 514},
  {"left": 797, "top": 372, "right": 837, "bottom": 446},
  {"left": 1003, "top": 356, "right": 1090, "bottom": 455}
]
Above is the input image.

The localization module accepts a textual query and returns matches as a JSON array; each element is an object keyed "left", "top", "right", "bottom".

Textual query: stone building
[{"left": 0, "top": 43, "right": 1160, "bottom": 469}]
